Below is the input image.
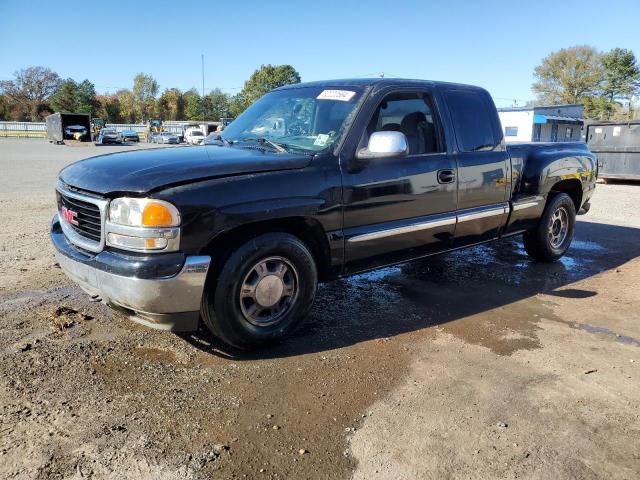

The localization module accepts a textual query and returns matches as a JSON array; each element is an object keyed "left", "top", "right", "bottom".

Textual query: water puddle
[
  {"left": 576, "top": 323, "right": 640, "bottom": 347},
  {"left": 571, "top": 240, "right": 605, "bottom": 252},
  {"left": 346, "top": 266, "right": 403, "bottom": 284}
]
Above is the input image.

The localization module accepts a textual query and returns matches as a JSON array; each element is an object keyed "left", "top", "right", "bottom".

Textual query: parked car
[
  {"left": 184, "top": 129, "right": 205, "bottom": 145},
  {"left": 64, "top": 124, "right": 88, "bottom": 140},
  {"left": 120, "top": 130, "right": 140, "bottom": 142},
  {"left": 204, "top": 133, "right": 225, "bottom": 145},
  {"left": 51, "top": 78, "right": 597, "bottom": 349},
  {"left": 157, "top": 131, "right": 179, "bottom": 144},
  {"left": 95, "top": 128, "right": 122, "bottom": 145}
]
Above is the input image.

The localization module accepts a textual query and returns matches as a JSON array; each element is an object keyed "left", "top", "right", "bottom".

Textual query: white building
[{"left": 497, "top": 104, "right": 583, "bottom": 143}]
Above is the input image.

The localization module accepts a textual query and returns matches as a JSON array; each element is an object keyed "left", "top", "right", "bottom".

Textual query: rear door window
[{"left": 444, "top": 90, "right": 500, "bottom": 152}]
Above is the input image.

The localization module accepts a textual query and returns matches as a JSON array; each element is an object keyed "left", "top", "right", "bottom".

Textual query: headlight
[
  {"left": 109, "top": 198, "right": 180, "bottom": 227},
  {"left": 106, "top": 198, "right": 181, "bottom": 253}
]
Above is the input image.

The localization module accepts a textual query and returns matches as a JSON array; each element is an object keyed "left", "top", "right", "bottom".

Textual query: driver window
[{"left": 367, "top": 93, "right": 441, "bottom": 155}]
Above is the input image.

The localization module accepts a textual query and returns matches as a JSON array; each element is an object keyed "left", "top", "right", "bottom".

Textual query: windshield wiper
[{"left": 234, "top": 137, "right": 289, "bottom": 153}]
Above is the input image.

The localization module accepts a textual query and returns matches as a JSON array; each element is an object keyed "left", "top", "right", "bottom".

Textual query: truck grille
[{"left": 57, "top": 192, "right": 102, "bottom": 242}]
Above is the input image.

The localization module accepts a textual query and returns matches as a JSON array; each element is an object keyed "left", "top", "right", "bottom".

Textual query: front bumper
[{"left": 51, "top": 214, "right": 210, "bottom": 332}]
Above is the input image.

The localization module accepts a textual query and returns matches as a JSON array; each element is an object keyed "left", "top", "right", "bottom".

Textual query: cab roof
[{"left": 274, "top": 78, "right": 485, "bottom": 93}]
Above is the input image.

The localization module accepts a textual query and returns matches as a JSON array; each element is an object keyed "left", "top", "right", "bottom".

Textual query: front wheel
[
  {"left": 523, "top": 193, "right": 576, "bottom": 262},
  {"left": 201, "top": 232, "right": 318, "bottom": 349}
]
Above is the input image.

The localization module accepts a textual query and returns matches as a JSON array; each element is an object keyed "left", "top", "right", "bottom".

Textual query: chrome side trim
[
  {"left": 348, "top": 203, "right": 510, "bottom": 244},
  {"left": 348, "top": 216, "right": 456, "bottom": 243},
  {"left": 56, "top": 181, "right": 108, "bottom": 253},
  {"left": 512, "top": 196, "right": 544, "bottom": 211},
  {"left": 457, "top": 204, "right": 509, "bottom": 223}
]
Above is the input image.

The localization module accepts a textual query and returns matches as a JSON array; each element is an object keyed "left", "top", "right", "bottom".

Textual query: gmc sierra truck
[{"left": 51, "top": 79, "right": 597, "bottom": 349}]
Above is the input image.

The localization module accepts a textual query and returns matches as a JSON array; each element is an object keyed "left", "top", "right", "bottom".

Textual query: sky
[{"left": 1, "top": 0, "right": 639, "bottom": 108}]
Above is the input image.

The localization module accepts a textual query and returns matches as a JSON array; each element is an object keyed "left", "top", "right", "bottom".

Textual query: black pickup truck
[{"left": 51, "top": 78, "right": 597, "bottom": 348}]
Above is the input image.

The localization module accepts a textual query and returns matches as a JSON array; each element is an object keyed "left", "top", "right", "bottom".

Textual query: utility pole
[{"left": 201, "top": 54, "right": 205, "bottom": 123}]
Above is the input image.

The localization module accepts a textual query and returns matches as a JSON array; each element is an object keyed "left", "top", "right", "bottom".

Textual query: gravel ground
[{"left": 0, "top": 138, "right": 638, "bottom": 479}]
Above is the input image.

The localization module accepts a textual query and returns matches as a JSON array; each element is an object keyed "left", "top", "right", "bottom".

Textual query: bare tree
[{"left": 0, "top": 66, "right": 62, "bottom": 120}]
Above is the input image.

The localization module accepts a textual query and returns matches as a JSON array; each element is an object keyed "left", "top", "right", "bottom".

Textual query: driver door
[{"left": 341, "top": 89, "right": 458, "bottom": 273}]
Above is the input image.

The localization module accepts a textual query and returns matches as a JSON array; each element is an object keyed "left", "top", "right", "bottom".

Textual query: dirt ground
[{"left": 0, "top": 138, "right": 638, "bottom": 480}]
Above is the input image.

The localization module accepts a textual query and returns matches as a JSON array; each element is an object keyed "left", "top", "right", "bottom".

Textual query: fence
[
  {"left": 0, "top": 121, "right": 215, "bottom": 138},
  {"left": 0, "top": 121, "right": 47, "bottom": 137}
]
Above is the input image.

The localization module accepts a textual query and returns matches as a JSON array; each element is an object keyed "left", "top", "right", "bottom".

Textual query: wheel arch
[
  {"left": 547, "top": 178, "right": 583, "bottom": 212},
  {"left": 201, "top": 216, "right": 333, "bottom": 283}
]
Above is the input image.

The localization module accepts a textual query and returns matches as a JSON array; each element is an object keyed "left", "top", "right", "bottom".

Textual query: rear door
[
  {"left": 442, "top": 88, "right": 510, "bottom": 246},
  {"left": 341, "top": 88, "right": 458, "bottom": 272}
]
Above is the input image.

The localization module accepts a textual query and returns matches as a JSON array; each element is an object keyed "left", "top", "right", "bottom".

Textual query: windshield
[
  {"left": 222, "top": 86, "right": 365, "bottom": 153},
  {"left": 191, "top": 131, "right": 204, "bottom": 136}
]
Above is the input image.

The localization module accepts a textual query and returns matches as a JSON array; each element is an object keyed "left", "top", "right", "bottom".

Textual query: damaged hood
[{"left": 59, "top": 145, "right": 312, "bottom": 195}]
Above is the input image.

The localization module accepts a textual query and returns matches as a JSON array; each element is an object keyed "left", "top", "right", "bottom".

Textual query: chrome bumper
[{"left": 52, "top": 216, "right": 210, "bottom": 332}]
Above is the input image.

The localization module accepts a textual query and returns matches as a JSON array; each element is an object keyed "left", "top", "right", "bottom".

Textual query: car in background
[
  {"left": 184, "top": 129, "right": 205, "bottom": 145},
  {"left": 64, "top": 125, "right": 88, "bottom": 140},
  {"left": 95, "top": 128, "right": 122, "bottom": 145},
  {"left": 204, "top": 133, "right": 227, "bottom": 145},
  {"left": 121, "top": 130, "right": 140, "bottom": 142},
  {"left": 181, "top": 123, "right": 201, "bottom": 142},
  {"left": 157, "top": 131, "right": 179, "bottom": 144}
]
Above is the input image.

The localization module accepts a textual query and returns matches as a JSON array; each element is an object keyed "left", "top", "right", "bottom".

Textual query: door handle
[{"left": 437, "top": 169, "right": 456, "bottom": 184}]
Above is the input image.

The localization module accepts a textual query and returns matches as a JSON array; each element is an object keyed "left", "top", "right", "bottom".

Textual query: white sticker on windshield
[
  {"left": 317, "top": 90, "right": 356, "bottom": 102},
  {"left": 314, "top": 134, "right": 330, "bottom": 146}
]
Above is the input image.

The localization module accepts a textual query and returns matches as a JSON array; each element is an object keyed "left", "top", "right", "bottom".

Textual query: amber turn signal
[{"left": 142, "top": 203, "right": 175, "bottom": 227}]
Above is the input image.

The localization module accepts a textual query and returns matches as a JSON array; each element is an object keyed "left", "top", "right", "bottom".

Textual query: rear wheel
[
  {"left": 523, "top": 193, "right": 576, "bottom": 262},
  {"left": 201, "top": 232, "right": 318, "bottom": 349}
]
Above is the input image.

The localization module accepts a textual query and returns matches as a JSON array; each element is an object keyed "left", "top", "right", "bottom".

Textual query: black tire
[
  {"left": 201, "top": 232, "right": 318, "bottom": 349},
  {"left": 523, "top": 193, "right": 576, "bottom": 262}
]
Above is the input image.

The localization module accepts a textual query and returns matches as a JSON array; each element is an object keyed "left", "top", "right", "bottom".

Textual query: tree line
[
  {"left": 532, "top": 46, "right": 640, "bottom": 120},
  {"left": 3, "top": 49, "right": 638, "bottom": 123},
  {"left": 0, "top": 64, "right": 300, "bottom": 123}
]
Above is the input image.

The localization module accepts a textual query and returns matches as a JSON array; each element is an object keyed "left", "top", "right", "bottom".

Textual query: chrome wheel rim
[
  {"left": 239, "top": 256, "right": 299, "bottom": 327},
  {"left": 548, "top": 206, "right": 569, "bottom": 248}
]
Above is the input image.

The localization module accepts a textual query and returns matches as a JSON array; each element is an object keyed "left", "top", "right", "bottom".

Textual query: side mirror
[{"left": 357, "top": 131, "right": 408, "bottom": 160}]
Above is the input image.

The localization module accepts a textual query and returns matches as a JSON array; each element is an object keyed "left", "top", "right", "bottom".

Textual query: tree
[
  {"left": 532, "top": 46, "right": 603, "bottom": 105},
  {"left": 202, "top": 88, "right": 230, "bottom": 120},
  {"left": 582, "top": 95, "right": 616, "bottom": 121},
  {"left": 228, "top": 93, "right": 247, "bottom": 118},
  {"left": 96, "top": 95, "right": 121, "bottom": 123},
  {"left": 184, "top": 89, "right": 202, "bottom": 120},
  {"left": 76, "top": 79, "right": 98, "bottom": 116},
  {"left": 234, "top": 64, "right": 300, "bottom": 114},
  {"left": 601, "top": 48, "right": 640, "bottom": 118},
  {"left": 0, "top": 95, "right": 10, "bottom": 120},
  {"left": 49, "top": 79, "right": 78, "bottom": 113},
  {"left": 132, "top": 73, "right": 159, "bottom": 122},
  {"left": 115, "top": 89, "right": 136, "bottom": 124},
  {"left": 157, "top": 88, "right": 185, "bottom": 121},
  {"left": 0, "top": 66, "right": 61, "bottom": 120}
]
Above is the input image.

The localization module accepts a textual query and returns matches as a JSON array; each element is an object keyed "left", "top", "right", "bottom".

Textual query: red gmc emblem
[{"left": 61, "top": 206, "right": 79, "bottom": 226}]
